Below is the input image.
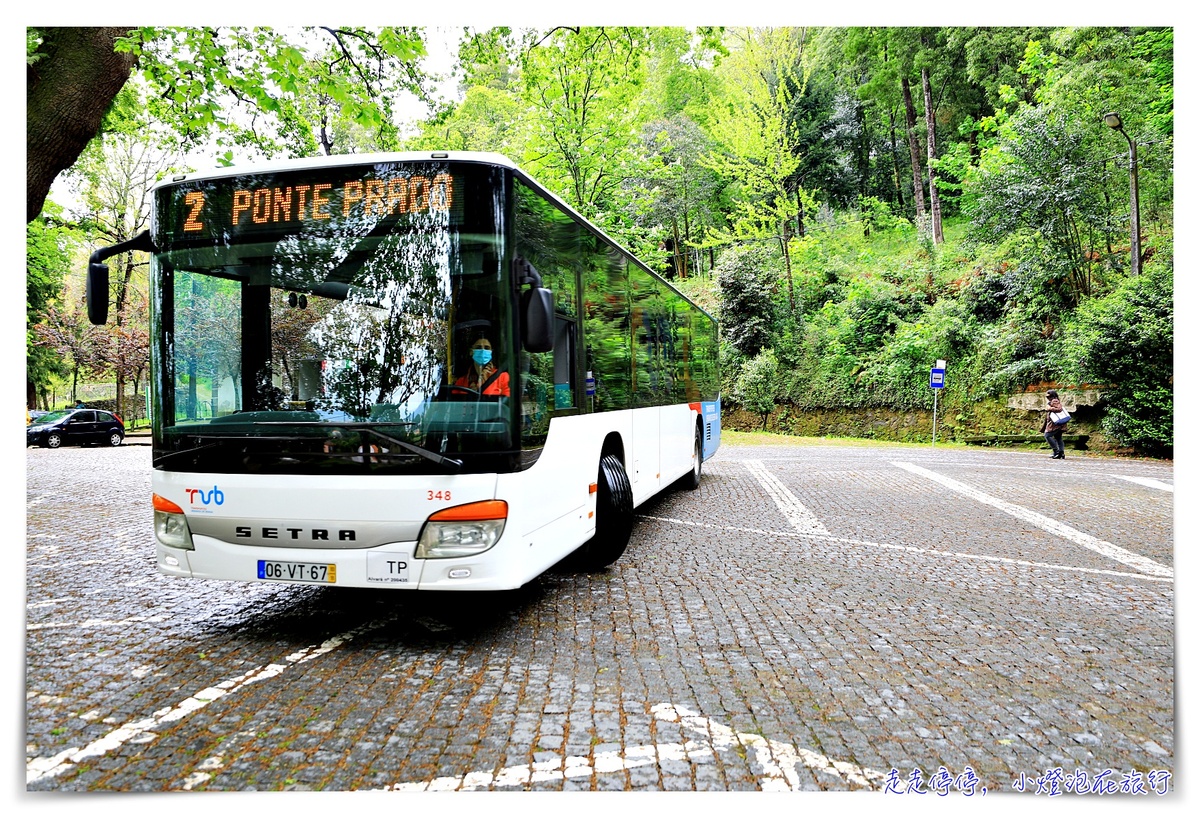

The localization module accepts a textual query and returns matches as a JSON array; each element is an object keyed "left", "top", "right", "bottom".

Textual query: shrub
[
  {"left": 1059, "top": 264, "right": 1173, "bottom": 454},
  {"left": 716, "top": 243, "right": 778, "bottom": 358},
  {"left": 736, "top": 349, "right": 779, "bottom": 429}
]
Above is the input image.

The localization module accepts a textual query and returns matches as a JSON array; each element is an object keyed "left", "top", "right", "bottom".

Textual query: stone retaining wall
[{"left": 723, "top": 396, "right": 1128, "bottom": 454}]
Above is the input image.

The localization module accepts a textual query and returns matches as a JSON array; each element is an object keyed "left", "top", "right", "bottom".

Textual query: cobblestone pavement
[{"left": 24, "top": 439, "right": 1175, "bottom": 799}]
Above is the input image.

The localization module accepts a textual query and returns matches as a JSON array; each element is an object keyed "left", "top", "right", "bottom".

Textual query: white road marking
[
  {"left": 26, "top": 618, "right": 389, "bottom": 786},
  {"left": 385, "top": 702, "right": 885, "bottom": 791},
  {"left": 743, "top": 459, "right": 830, "bottom": 536},
  {"left": 892, "top": 461, "right": 1172, "bottom": 578},
  {"left": 638, "top": 514, "right": 1172, "bottom": 583},
  {"left": 181, "top": 753, "right": 226, "bottom": 791},
  {"left": 1111, "top": 474, "right": 1174, "bottom": 492}
]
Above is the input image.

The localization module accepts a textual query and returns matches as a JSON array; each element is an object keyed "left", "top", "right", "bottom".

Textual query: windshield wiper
[
  {"left": 152, "top": 441, "right": 227, "bottom": 469},
  {"left": 255, "top": 421, "right": 463, "bottom": 471}
]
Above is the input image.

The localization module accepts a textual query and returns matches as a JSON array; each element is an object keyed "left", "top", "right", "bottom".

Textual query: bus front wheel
[{"left": 575, "top": 453, "right": 634, "bottom": 571}]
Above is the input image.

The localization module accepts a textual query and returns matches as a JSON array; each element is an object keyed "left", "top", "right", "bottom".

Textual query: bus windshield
[{"left": 149, "top": 160, "right": 517, "bottom": 474}]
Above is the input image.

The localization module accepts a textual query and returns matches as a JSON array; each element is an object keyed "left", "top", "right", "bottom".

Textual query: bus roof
[{"left": 150, "top": 151, "right": 520, "bottom": 192}]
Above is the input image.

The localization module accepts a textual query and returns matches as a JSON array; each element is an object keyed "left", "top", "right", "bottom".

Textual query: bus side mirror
[
  {"left": 522, "top": 287, "right": 554, "bottom": 353},
  {"left": 85, "top": 230, "right": 156, "bottom": 325},
  {"left": 86, "top": 262, "right": 109, "bottom": 325},
  {"left": 514, "top": 256, "right": 554, "bottom": 353}
]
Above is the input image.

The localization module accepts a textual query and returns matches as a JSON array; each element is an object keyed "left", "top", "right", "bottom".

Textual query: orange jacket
[{"left": 455, "top": 368, "right": 510, "bottom": 396}]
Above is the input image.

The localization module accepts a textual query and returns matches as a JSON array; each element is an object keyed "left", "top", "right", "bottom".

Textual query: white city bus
[{"left": 87, "top": 152, "right": 720, "bottom": 591}]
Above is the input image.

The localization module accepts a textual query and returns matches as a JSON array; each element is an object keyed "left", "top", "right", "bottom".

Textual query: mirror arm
[
  {"left": 86, "top": 230, "right": 156, "bottom": 325},
  {"left": 513, "top": 255, "right": 544, "bottom": 288}
]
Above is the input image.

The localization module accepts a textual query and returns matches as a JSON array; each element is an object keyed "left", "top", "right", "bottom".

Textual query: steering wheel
[{"left": 437, "top": 385, "right": 480, "bottom": 401}]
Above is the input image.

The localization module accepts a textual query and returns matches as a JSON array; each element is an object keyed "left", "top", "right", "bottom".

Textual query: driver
[{"left": 455, "top": 336, "right": 510, "bottom": 396}]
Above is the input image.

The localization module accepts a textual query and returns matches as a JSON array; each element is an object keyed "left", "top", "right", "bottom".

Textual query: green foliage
[
  {"left": 701, "top": 28, "right": 804, "bottom": 245},
  {"left": 964, "top": 105, "right": 1107, "bottom": 308},
  {"left": 409, "top": 86, "right": 524, "bottom": 154},
  {"left": 29, "top": 25, "right": 1173, "bottom": 455},
  {"left": 27, "top": 212, "right": 75, "bottom": 396},
  {"left": 27, "top": 213, "right": 71, "bottom": 324},
  {"left": 736, "top": 349, "right": 779, "bottom": 428},
  {"left": 517, "top": 27, "right": 653, "bottom": 212},
  {"left": 1134, "top": 29, "right": 1173, "bottom": 136},
  {"left": 861, "top": 299, "right": 978, "bottom": 408},
  {"left": 715, "top": 244, "right": 777, "bottom": 358},
  {"left": 1059, "top": 263, "right": 1173, "bottom": 454},
  {"left": 115, "top": 27, "right": 428, "bottom": 160}
]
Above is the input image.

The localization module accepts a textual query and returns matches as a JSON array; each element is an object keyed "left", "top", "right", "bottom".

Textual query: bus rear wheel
[
  {"left": 682, "top": 426, "right": 703, "bottom": 490},
  {"left": 575, "top": 453, "right": 634, "bottom": 571}
]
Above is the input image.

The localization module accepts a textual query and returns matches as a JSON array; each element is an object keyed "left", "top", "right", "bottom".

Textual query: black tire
[
  {"left": 108, "top": 432, "right": 124, "bottom": 447},
  {"left": 574, "top": 453, "right": 635, "bottom": 571},
  {"left": 45, "top": 433, "right": 62, "bottom": 449},
  {"left": 682, "top": 426, "right": 703, "bottom": 490}
]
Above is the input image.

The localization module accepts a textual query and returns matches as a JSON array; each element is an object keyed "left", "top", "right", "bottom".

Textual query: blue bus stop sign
[{"left": 930, "top": 368, "right": 945, "bottom": 389}]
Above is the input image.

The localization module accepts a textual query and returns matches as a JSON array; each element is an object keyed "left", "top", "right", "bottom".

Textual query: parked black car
[{"left": 27, "top": 408, "right": 125, "bottom": 448}]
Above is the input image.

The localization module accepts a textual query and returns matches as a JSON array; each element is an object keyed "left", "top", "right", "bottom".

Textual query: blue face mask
[{"left": 472, "top": 348, "right": 493, "bottom": 366}]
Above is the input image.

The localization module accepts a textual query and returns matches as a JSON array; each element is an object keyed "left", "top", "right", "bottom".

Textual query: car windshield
[{"left": 34, "top": 410, "right": 71, "bottom": 424}]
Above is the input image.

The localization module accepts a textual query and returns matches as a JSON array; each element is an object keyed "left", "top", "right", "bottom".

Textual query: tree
[
  {"left": 409, "top": 85, "right": 525, "bottom": 155},
  {"left": 736, "top": 349, "right": 779, "bottom": 429},
  {"left": 518, "top": 26, "right": 653, "bottom": 213},
  {"left": 1060, "top": 263, "right": 1172, "bottom": 454},
  {"left": 65, "top": 127, "right": 174, "bottom": 416},
  {"left": 26, "top": 26, "right": 430, "bottom": 221},
  {"left": 90, "top": 293, "right": 152, "bottom": 418},
  {"left": 703, "top": 28, "right": 807, "bottom": 313},
  {"left": 640, "top": 115, "right": 724, "bottom": 279},
  {"left": 26, "top": 212, "right": 74, "bottom": 407},
  {"left": 642, "top": 26, "right": 726, "bottom": 124},
  {"left": 921, "top": 61, "right": 944, "bottom": 244},
  {"left": 964, "top": 105, "right": 1108, "bottom": 314},
  {"left": 27, "top": 28, "right": 137, "bottom": 221},
  {"left": 33, "top": 302, "right": 101, "bottom": 406},
  {"left": 900, "top": 73, "right": 929, "bottom": 237},
  {"left": 715, "top": 243, "right": 776, "bottom": 358}
]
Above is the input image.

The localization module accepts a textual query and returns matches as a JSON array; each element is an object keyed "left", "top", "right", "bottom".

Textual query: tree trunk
[
  {"left": 887, "top": 108, "right": 906, "bottom": 210},
  {"left": 681, "top": 209, "right": 692, "bottom": 279},
  {"left": 116, "top": 371, "right": 126, "bottom": 418},
  {"left": 779, "top": 224, "right": 795, "bottom": 315},
  {"left": 27, "top": 27, "right": 137, "bottom": 222},
  {"left": 671, "top": 217, "right": 685, "bottom": 279},
  {"left": 795, "top": 188, "right": 806, "bottom": 238},
  {"left": 854, "top": 99, "right": 871, "bottom": 199},
  {"left": 900, "top": 77, "right": 927, "bottom": 237},
  {"left": 921, "top": 66, "right": 944, "bottom": 244}
]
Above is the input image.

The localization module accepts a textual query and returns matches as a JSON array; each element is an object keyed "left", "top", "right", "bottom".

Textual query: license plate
[{"left": 257, "top": 560, "right": 336, "bottom": 584}]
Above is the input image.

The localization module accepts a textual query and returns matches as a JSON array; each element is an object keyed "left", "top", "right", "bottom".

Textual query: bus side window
[
  {"left": 521, "top": 315, "right": 575, "bottom": 435},
  {"left": 552, "top": 316, "right": 576, "bottom": 409}
]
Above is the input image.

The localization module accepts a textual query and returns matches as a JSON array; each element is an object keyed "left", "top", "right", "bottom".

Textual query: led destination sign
[{"left": 162, "top": 166, "right": 463, "bottom": 243}]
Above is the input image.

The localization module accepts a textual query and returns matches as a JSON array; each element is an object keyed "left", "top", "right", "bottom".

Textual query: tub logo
[{"left": 185, "top": 486, "right": 225, "bottom": 507}]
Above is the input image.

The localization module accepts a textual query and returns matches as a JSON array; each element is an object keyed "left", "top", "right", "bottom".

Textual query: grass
[
  {"left": 719, "top": 429, "right": 968, "bottom": 450},
  {"left": 717, "top": 428, "right": 1131, "bottom": 459}
]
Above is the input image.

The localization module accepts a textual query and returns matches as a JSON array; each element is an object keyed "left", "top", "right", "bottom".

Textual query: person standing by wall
[{"left": 1042, "top": 389, "right": 1068, "bottom": 459}]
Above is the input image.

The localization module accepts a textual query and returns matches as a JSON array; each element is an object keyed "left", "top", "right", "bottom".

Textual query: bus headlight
[
  {"left": 416, "top": 500, "right": 507, "bottom": 559},
  {"left": 153, "top": 493, "right": 194, "bottom": 550}
]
